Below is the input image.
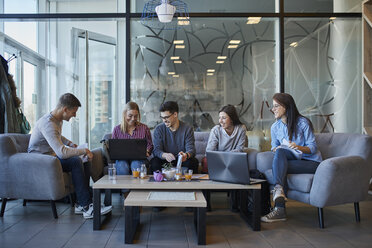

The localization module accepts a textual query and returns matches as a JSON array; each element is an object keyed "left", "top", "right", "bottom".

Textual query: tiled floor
[{"left": 1, "top": 193, "right": 372, "bottom": 248}]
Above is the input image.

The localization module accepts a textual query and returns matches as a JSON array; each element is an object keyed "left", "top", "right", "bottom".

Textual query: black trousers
[{"left": 150, "top": 156, "right": 199, "bottom": 174}]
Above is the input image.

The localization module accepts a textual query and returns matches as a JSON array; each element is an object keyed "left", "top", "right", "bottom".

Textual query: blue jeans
[
  {"left": 273, "top": 148, "right": 320, "bottom": 187},
  {"left": 115, "top": 160, "right": 146, "bottom": 175},
  {"left": 58, "top": 156, "right": 91, "bottom": 207}
]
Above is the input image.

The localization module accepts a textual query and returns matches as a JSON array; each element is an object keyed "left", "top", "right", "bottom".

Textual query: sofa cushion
[{"left": 264, "top": 169, "right": 314, "bottom": 193}]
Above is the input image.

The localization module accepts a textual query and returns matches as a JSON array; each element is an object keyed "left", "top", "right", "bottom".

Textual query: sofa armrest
[
  {"left": 256, "top": 151, "right": 274, "bottom": 173},
  {"left": 91, "top": 148, "right": 104, "bottom": 182},
  {"left": 309, "top": 156, "right": 371, "bottom": 208},
  {"left": 1, "top": 153, "right": 66, "bottom": 200},
  {"left": 243, "top": 147, "right": 258, "bottom": 170}
]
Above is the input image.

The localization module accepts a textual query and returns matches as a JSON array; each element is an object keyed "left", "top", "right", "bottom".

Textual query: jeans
[
  {"left": 115, "top": 160, "right": 146, "bottom": 175},
  {"left": 273, "top": 148, "right": 320, "bottom": 187},
  {"left": 58, "top": 156, "right": 91, "bottom": 207}
]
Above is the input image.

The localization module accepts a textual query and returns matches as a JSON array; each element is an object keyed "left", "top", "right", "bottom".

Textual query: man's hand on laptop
[
  {"left": 85, "top": 148, "right": 94, "bottom": 161},
  {"left": 178, "top": 151, "right": 188, "bottom": 162},
  {"left": 162, "top": 153, "right": 175, "bottom": 162}
]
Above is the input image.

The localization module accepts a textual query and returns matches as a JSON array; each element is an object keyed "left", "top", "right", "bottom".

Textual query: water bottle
[{"left": 140, "top": 164, "right": 147, "bottom": 179}]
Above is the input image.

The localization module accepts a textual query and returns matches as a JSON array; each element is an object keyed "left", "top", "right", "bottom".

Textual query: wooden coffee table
[{"left": 92, "top": 175, "right": 262, "bottom": 244}]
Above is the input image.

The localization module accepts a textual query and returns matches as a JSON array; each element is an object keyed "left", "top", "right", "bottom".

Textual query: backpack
[{"left": 248, "top": 169, "right": 271, "bottom": 216}]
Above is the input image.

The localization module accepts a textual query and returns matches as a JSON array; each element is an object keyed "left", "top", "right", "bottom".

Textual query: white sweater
[
  {"left": 28, "top": 113, "right": 85, "bottom": 159},
  {"left": 206, "top": 124, "right": 247, "bottom": 152}
]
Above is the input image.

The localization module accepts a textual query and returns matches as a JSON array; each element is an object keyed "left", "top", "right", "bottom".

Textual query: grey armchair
[
  {"left": 0, "top": 133, "right": 75, "bottom": 218},
  {"left": 256, "top": 133, "right": 372, "bottom": 228}
]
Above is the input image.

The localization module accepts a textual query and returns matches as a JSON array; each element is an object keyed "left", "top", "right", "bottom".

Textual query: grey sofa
[
  {"left": 0, "top": 133, "right": 104, "bottom": 218},
  {"left": 256, "top": 133, "right": 372, "bottom": 228}
]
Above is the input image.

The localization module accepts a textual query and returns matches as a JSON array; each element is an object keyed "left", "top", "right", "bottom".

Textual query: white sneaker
[
  {"left": 82, "top": 203, "right": 113, "bottom": 219},
  {"left": 272, "top": 185, "right": 286, "bottom": 202},
  {"left": 75, "top": 203, "right": 111, "bottom": 215},
  {"left": 74, "top": 204, "right": 84, "bottom": 214}
]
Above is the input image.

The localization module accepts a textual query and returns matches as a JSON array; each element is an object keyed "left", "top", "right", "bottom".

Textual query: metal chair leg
[
  {"left": 318, "top": 208, "right": 324, "bottom": 228},
  {"left": 354, "top": 202, "right": 360, "bottom": 222},
  {"left": 50, "top": 201, "right": 58, "bottom": 219},
  {"left": 23, "top": 199, "right": 27, "bottom": 206},
  {"left": 0, "top": 198, "right": 7, "bottom": 217}
]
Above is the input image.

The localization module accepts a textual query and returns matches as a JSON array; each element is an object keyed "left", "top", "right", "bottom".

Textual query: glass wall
[
  {"left": 131, "top": 17, "right": 278, "bottom": 136},
  {"left": 285, "top": 18, "right": 362, "bottom": 134},
  {"left": 0, "top": 0, "right": 363, "bottom": 151}
]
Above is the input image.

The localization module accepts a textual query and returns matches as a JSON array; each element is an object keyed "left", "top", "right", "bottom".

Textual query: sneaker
[
  {"left": 272, "top": 185, "right": 286, "bottom": 202},
  {"left": 261, "top": 207, "right": 287, "bottom": 223},
  {"left": 82, "top": 203, "right": 113, "bottom": 219},
  {"left": 75, "top": 203, "right": 111, "bottom": 215},
  {"left": 74, "top": 204, "right": 84, "bottom": 214}
]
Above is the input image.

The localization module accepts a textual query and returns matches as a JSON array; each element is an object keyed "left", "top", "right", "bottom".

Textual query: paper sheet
[{"left": 147, "top": 191, "right": 196, "bottom": 201}]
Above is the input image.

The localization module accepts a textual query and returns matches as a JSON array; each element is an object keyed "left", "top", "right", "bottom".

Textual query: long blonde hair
[{"left": 120, "top": 101, "right": 140, "bottom": 134}]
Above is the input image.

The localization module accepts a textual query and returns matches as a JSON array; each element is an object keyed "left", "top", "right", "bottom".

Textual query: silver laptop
[
  {"left": 108, "top": 139, "right": 147, "bottom": 160},
  {"left": 206, "top": 151, "right": 251, "bottom": 185}
]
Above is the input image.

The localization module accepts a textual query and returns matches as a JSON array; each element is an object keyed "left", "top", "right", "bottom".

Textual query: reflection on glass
[
  {"left": 131, "top": 18, "right": 278, "bottom": 141},
  {"left": 284, "top": 18, "right": 362, "bottom": 133}
]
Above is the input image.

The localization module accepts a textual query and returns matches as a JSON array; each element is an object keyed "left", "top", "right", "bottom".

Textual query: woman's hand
[
  {"left": 288, "top": 141, "right": 298, "bottom": 149},
  {"left": 178, "top": 151, "right": 188, "bottom": 162}
]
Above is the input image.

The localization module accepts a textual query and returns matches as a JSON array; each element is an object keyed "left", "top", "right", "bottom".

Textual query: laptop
[
  {"left": 108, "top": 139, "right": 147, "bottom": 160},
  {"left": 206, "top": 151, "right": 251, "bottom": 185}
]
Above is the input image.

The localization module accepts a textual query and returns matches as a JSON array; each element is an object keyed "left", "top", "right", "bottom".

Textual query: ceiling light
[
  {"left": 175, "top": 45, "right": 185, "bottom": 49},
  {"left": 290, "top": 42, "right": 298, "bottom": 47},
  {"left": 170, "top": 56, "right": 180, "bottom": 60},
  {"left": 329, "top": 17, "right": 336, "bottom": 20},
  {"left": 229, "top": 40, "right": 241, "bottom": 44},
  {"left": 207, "top": 73, "right": 214, "bottom": 76},
  {"left": 172, "top": 74, "right": 179, "bottom": 77},
  {"left": 217, "top": 56, "right": 227, "bottom": 60},
  {"left": 216, "top": 61, "right": 224, "bottom": 64},
  {"left": 155, "top": 0, "right": 176, "bottom": 23},
  {"left": 168, "top": 72, "right": 176, "bottom": 75},
  {"left": 227, "top": 45, "right": 238, "bottom": 49},
  {"left": 173, "top": 40, "right": 184, "bottom": 44},
  {"left": 174, "top": 60, "right": 182, "bottom": 64},
  {"left": 178, "top": 17, "right": 190, "bottom": 25},
  {"left": 207, "top": 69, "right": 215, "bottom": 72},
  {"left": 247, "top": 17, "right": 261, "bottom": 24}
]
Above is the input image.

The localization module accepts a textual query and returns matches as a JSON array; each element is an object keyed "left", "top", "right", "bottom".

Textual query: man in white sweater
[{"left": 28, "top": 93, "right": 111, "bottom": 219}]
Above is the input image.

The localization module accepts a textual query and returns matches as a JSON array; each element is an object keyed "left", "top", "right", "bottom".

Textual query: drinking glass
[
  {"left": 185, "top": 169, "right": 193, "bottom": 181},
  {"left": 132, "top": 168, "right": 140, "bottom": 178},
  {"left": 108, "top": 163, "right": 116, "bottom": 180}
]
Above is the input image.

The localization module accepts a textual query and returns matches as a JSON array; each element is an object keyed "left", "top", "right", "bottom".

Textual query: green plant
[{"left": 162, "top": 162, "right": 173, "bottom": 171}]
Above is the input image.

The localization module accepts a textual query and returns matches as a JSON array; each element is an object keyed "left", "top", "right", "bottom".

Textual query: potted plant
[{"left": 162, "top": 162, "right": 176, "bottom": 180}]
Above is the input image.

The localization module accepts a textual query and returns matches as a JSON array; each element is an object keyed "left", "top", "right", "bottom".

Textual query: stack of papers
[{"left": 147, "top": 191, "right": 196, "bottom": 201}]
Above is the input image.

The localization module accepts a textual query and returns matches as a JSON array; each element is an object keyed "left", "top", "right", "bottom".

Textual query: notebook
[
  {"left": 108, "top": 139, "right": 147, "bottom": 160},
  {"left": 206, "top": 151, "right": 251, "bottom": 185}
]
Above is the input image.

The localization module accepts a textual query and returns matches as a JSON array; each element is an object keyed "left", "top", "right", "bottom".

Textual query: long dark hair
[
  {"left": 272, "top": 93, "right": 314, "bottom": 140},
  {"left": 219, "top": 104, "right": 242, "bottom": 126}
]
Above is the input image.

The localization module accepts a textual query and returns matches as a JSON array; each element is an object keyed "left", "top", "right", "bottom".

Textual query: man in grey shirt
[
  {"left": 150, "top": 101, "right": 198, "bottom": 173},
  {"left": 28, "top": 93, "right": 111, "bottom": 219}
]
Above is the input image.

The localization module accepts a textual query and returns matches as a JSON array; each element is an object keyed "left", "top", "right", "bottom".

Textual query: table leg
[
  {"left": 196, "top": 207, "right": 206, "bottom": 245},
  {"left": 125, "top": 206, "right": 140, "bottom": 244},
  {"left": 240, "top": 189, "right": 261, "bottom": 231},
  {"left": 93, "top": 189, "right": 101, "bottom": 230}
]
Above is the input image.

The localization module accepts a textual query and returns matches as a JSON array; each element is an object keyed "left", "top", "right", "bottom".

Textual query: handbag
[{"left": 17, "top": 108, "right": 31, "bottom": 134}]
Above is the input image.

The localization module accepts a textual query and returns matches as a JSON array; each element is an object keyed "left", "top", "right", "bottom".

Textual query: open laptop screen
[{"left": 108, "top": 139, "right": 147, "bottom": 160}]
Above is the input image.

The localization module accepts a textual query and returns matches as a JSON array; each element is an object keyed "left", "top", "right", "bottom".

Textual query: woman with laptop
[
  {"left": 111, "top": 102, "right": 153, "bottom": 175},
  {"left": 261, "top": 93, "right": 322, "bottom": 223},
  {"left": 206, "top": 104, "right": 247, "bottom": 152}
]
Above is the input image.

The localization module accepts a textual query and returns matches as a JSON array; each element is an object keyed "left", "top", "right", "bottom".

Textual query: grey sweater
[
  {"left": 153, "top": 121, "right": 196, "bottom": 159},
  {"left": 28, "top": 113, "right": 85, "bottom": 159},
  {"left": 206, "top": 124, "right": 247, "bottom": 152}
]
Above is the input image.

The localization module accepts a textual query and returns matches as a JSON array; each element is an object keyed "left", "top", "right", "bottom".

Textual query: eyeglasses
[{"left": 160, "top": 113, "right": 174, "bottom": 120}]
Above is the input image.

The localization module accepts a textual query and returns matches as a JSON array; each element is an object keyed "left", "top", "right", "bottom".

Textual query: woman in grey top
[{"left": 206, "top": 105, "right": 247, "bottom": 152}]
